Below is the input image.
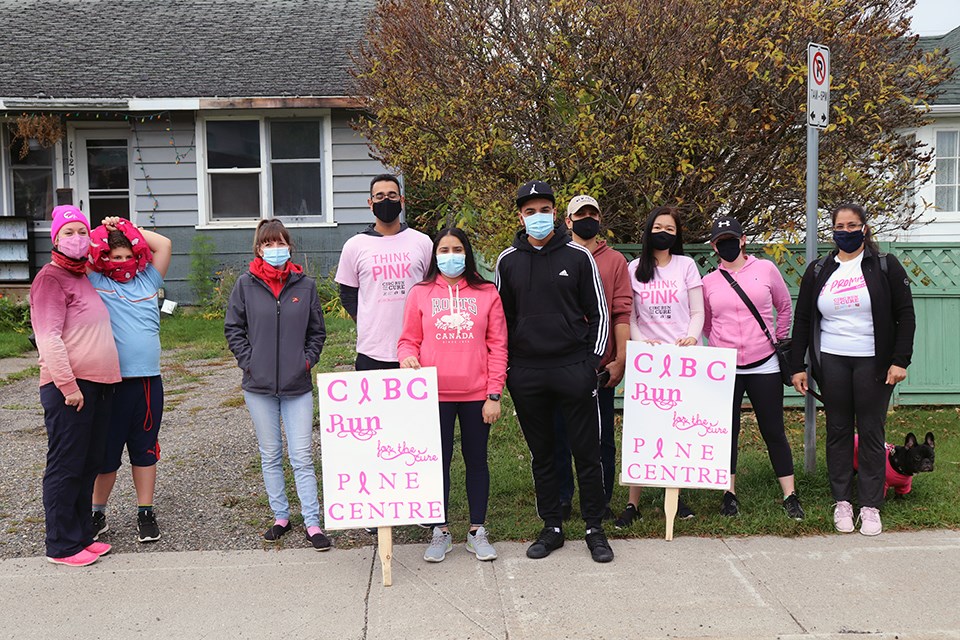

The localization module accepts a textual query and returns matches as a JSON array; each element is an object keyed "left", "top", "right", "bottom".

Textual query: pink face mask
[{"left": 57, "top": 234, "right": 90, "bottom": 260}]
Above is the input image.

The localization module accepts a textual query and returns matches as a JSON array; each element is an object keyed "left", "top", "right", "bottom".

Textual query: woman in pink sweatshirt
[
  {"left": 398, "top": 227, "right": 508, "bottom": 564},
  {"left": 702, "top": 216, "right": 803, "bottom": 521},
  {"left": 30, "top": 206, "right": 121, "bottom": 567}
]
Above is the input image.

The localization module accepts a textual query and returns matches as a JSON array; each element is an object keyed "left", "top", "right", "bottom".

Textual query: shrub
[
  {"left": 316, "top": 268, "right": 348, "bottom": 318},
  {"left": 188, "top": 234, "right": 218, "bottom": 305},
  {"left": 0, "top": 294, "right": 30, "bottom": 332}
]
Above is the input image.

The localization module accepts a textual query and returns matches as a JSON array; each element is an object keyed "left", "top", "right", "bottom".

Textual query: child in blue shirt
[{"left": 87, "top": 216, "right": 172, "bottom": 543}]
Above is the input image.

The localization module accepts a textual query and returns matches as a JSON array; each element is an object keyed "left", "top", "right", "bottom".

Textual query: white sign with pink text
[
  {"left": 318, "top": 368, "right": 444, "bottom": 530},
  {"left": 621, "top": 342, "right": 736, "bottom": 491}
]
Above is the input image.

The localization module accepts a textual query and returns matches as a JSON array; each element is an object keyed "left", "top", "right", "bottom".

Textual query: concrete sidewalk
[{"left": 1, "top": 530, "right": 958, "bottom": 640}]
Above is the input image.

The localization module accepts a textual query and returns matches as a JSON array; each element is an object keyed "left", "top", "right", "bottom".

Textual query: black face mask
[
  {"left": 715, "top": 237, "right": 742, "bottom": 262},
  {"left": 650, "top": 231, "right": 676, "bottom": 251},
  {"left": 372, "top": 199, "right": 402, "bottom": 224},
  {"left": 571, "top": 217, "right": 600, "bottom": 240},
  {"left": 833, "top": 229, "right": 865, "bottom": 253}
]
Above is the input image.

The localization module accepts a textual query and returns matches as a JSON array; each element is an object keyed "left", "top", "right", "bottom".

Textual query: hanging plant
[{"left": 10, "top": 114, "right": 64, "bottom": 160}]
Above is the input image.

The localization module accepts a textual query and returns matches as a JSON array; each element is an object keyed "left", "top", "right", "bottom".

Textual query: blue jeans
[{"left": 243, "top": 391, "right": 320, "bottom": 528}]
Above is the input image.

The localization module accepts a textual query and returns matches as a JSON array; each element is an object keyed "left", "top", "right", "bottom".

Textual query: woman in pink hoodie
[
  {"left": 702, "top": 216, "right": 803, "bottom": 521},
  {"left": 398, "top": 227, "right": 508, "bottom": 564}
]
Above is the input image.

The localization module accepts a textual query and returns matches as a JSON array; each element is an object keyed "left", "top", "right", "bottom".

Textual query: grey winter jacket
[{"left": 224, "top": 270, "right": 326, "bottom": 396}]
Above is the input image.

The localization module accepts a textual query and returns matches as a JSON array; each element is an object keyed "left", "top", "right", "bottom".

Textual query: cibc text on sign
[{"left": 807, "top": 42, "right": 830, "bottom": 130}]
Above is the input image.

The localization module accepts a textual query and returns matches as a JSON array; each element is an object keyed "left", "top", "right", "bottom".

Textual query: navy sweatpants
[
  {"left": 508, "top": 360, "right": 605, "bottom": 530},
  {"left": 40, "top": 379, "right": 114, "bottom": 558},
  {"left": 554, "top": 385, "right": 616, "bottom": 506},
  {"left": 438, "top": 400, "right": 491, "bottom": 526}
]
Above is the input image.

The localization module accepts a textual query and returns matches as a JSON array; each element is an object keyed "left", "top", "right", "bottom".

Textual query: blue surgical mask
[
  {"left": 437, "top": 253, "right": 466, "bottom": 278},
  {"left": 262, "top": 247, "right": 290, "bottom": 267},
  {"left": 524, "top": 212, "right": 555, "bottom": 240}
]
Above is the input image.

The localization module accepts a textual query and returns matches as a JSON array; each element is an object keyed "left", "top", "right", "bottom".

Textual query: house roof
[
  {"left": 918, "top": 24, "right": 960, "bottom": 106},
  {"left": 0, "top": 0, "right": 376, "bottom": 101}
]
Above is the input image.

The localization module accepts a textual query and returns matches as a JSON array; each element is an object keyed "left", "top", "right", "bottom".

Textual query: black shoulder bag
[{"left": 720, "top": 270, "right": 793, "bottom": 386}]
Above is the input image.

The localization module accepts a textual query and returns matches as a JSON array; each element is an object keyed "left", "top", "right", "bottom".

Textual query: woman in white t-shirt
[
  {"left": 615, "top": 206, "right": 703, "bottom": 528},
  {"left": 790, "top": 203, "right": 915, "bottom": 537}
]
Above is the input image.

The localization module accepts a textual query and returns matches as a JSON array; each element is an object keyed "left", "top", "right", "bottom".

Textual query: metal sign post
[{"left": 804, "top": 42, "right": 829, "bottom": 473}]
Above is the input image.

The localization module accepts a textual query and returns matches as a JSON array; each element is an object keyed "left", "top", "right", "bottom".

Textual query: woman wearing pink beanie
[{"left": 30, "top": 205, "right": 121, "bottom": 567}]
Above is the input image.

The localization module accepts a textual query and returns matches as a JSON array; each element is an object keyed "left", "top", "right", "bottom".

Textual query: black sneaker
[
  {"left": 677, "top": 499, "right": 696, "bottom": 520},
  {"left": 720, "top": 491, "right": 740, "bottom": 517},
  {"left": 614, "top": 504, "right": 640, "bottom": 529},
  {"left": 137, "top": 510, "right": 161, "bottom": 543},
  {"left": 526, "top": 526, "right": 564, "bottom": 559},
  {"left": 560, "top": 502, "right": 573, "bottom": 521},
  {"left": 585, "top": 529, "right": 614, "bottom": 563},
  {"left": 92, "top": 511, "right": 108, "bottom": 539},
  {"left": 365, "top": 527, "right": 378, "bottom": 535},
  {"left": 263, "top": 522, "right": 292, "bottom": 541},
  {"left": 306, "top": 530, "right": 332, "bottom": 551},
  {"left": 783, "top": 492, "right": 805, "bottom": 521}
]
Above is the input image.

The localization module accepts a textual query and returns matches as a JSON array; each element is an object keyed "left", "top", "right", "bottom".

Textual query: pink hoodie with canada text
[{"left": 398, "top": 276, "right": 508, "bottom": 402}]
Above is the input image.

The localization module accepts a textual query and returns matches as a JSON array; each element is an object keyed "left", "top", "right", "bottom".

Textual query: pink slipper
[
  {"left": 85, "top": 542, "right": 111, "bottom": 556},
  {"left": 46, "top": 549, "right": 99, "bottom": 567}
]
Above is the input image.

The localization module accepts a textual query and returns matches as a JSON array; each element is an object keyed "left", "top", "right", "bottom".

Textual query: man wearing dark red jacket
[{"left": 495, "top": 180, "right": 614, "bottom": 563}]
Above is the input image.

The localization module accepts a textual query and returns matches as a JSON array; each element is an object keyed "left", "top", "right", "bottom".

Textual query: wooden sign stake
[
  {"left": 378, "top": 526, "right": 393, "bottom": 586},
  {"left": 664, "top": 487, "right": 679, "bottom": 541}
]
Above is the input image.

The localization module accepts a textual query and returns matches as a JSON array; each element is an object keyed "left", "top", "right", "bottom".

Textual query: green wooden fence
[{"left": 614, "top": 242, "right": 960, "bottom": 406}]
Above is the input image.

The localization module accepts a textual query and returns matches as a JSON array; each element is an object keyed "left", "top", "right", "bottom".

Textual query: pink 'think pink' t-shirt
[
  {"left": 628, "top": 254, "right": 703, "bottom": 344},
  {"left": 335, "top": 228, "right": 433, "bottom": 362}
]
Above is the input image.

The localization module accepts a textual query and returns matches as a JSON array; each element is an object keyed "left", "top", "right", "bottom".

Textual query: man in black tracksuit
[{"left": 495, "top": 180, "right": 614, "bottom": 563}]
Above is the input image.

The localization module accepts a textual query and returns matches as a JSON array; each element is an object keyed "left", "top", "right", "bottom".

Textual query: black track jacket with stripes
[{"left": 495, "top": 226, "right": 610, "bottom": 369}]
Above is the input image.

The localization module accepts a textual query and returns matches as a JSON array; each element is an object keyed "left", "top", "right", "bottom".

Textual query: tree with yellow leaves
[{"left": 352, "top": 0, "right": 954, "bottom": 252}]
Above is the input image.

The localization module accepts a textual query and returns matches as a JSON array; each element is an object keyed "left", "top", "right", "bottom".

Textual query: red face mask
[{"left": 101, "top": 258, "right": 139, "bottom": 283}]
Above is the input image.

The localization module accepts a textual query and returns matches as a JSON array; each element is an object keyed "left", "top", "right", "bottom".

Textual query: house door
[{"left": 74, "top": 131, "right": 133, "bottom": 228}]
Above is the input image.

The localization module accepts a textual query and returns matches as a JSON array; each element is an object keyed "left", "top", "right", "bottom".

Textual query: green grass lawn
[
  {"left": 0, "top": 332, "right": 33, "bottom": 359},
  {"left": 123, "top": 314, "right": 960, "bottom": 542}
]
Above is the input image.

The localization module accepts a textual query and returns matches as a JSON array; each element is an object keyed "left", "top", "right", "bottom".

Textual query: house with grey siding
[{"left": 0, "top": 0, "right": 386, "bottom": 302}]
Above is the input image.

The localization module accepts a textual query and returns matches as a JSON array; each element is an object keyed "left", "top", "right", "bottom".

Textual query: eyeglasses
[
  {"left": 833, "top": 223, "right": 864, "bottom": 232},
  {"left": 371, "top": 192, "right": 401, "bottom": 202}
]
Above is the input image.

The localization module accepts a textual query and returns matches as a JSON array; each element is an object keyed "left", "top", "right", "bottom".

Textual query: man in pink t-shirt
[{"left": 335, "top": 173, "right": 433, "bottom": 370}]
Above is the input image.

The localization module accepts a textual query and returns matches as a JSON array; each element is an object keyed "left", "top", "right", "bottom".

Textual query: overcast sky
[{"left": 910, "top": 0, "right": 960, "bottom": 36}]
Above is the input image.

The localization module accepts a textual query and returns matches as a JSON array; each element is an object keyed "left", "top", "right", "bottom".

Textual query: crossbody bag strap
[{"left": 719, "top": 269, "right": 777, "bottom": 350}]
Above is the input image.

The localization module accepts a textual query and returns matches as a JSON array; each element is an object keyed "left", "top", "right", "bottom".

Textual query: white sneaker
[
  {"left": 465, "top": 526, "right": 498, "bottom": 561},
  {"left": 858, "top": 506, "right": 882, "bottom": 536},
  {"left": 833, "top": 501, "right": 855, "bottom": 533},
  {"left": 423, "top": 527, "right": 452, "bottom": 562}
]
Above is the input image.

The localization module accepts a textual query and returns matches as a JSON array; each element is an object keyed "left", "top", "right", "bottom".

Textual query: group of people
[{"left": 31, "top": 172, "right": 915, "bottom": 568}]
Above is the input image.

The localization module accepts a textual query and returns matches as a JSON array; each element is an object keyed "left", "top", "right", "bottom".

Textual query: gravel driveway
[{"left": 0, "top": 350, "right": 414, "bottom": 559}]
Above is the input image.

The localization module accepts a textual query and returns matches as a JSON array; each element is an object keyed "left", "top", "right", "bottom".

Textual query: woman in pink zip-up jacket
[
  {"left": 398, "top": 227, "right": 508, "bottom": 564},
  {"left": 702, "top": 216, "right": 803, "bottom": 521}
]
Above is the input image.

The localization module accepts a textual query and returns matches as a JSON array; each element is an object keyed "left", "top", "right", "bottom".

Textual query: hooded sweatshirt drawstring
[{"left": 448, "top": 281, "right": 463, "bottom": 337}]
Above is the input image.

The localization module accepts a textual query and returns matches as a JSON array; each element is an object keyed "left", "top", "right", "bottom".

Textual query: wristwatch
[{"left": 487, "top": 394, "right": 501, "bottom": 401}]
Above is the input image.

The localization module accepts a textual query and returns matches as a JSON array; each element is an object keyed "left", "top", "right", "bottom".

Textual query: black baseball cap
[
  {"left": 710, "top": 216, "right": 743, "bottom": 241},
  {"left": 516, "top": 180, "right": 555, "bottom": 208}
]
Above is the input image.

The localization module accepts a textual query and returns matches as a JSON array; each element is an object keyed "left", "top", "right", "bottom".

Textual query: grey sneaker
[
  {"left": 423, "top": 527, "right": 452, "bottom": 563},
  {"left": 465, "top": 527, "right": 498, "bottom": 561}
]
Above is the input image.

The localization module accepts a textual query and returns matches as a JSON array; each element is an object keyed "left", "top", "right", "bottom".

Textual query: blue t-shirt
[{"left": 88, "top": 264, "right": 163, "bottom": 377}]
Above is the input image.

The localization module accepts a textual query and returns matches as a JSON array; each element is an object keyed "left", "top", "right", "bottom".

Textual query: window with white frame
[
  {"left": 935, "top": 130, "right": 959, "bottom": 212},
  {"left": 203, "top": 116, "right": 330, "bottom": 223},
  {"left": 4, "top": 127, "right": 56, "bottom": 220}
]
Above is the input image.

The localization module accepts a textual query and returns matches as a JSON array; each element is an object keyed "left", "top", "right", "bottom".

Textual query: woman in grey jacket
[{"left": 225, "top": 220, "right": 328, "bottom": 550}]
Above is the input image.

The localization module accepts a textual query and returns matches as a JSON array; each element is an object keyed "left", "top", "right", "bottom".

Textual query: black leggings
[
  {"left": 438, "top": 401, "right": 490, "bottom": 526},
  {"left": 730, "top": 372, "right": 794, "bottom": 478},
  {"left": 820, "top": 353, "right": 893, "bottom": 508}
]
